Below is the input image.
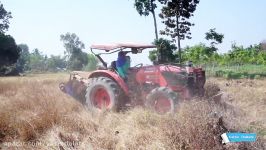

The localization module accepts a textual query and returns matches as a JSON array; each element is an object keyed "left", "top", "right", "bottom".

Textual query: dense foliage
[
  {"left": 0, "top": 33, "right": 20, "bottom": 75},
  {"left": 83, "top": 54, "right": 98, "bottom": 71},
  {"left": 181, "top": 43, "right": 266, "bottom": 65},
  {"left": 181, "top": 43, "right": 266, "bottom": 79},
  {"left": 15, "top": 44, "right": 98, "bottom": 73},
  {"left": 0, "top": 33, "right": 20, "bottom": 66},
  {"left": 0, "top": 2, "right": 12, "bottom": 33},
  {"left": 60, "top": 33, "right": 89, "bottom": 70},
  {"left": 149, "top": 38, "right": 177, "bottom": 63},
  {"left": 17, "top": 48, "right": 67, "bottom": 73},
  {"left": 0, "top": 2, "right": 21, "bottom": 76}
]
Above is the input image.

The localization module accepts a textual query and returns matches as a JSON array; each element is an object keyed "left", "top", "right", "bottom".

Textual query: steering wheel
[{"left": 133, "top": 63, "right": 143, "bottom": 68}]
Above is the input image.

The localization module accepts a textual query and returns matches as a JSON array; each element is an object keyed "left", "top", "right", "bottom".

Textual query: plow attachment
[{"left": 59, "top": 71, "right": 90, "bottom": 104}]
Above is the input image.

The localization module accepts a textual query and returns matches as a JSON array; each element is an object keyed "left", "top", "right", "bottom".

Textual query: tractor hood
[
  {"left": 140, "top": 65, "right": 187, "bottom": 74},
  {"left": 158, "top": 65, "right": 186, "bottom": 73}
]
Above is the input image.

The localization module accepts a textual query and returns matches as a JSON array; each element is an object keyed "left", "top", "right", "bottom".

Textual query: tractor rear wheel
[
  {"left": 85, "top": 77, "right": 123, "bottom": 111},
  {"left": 146, "top": 87, "right": 178, "bottom": 114}
]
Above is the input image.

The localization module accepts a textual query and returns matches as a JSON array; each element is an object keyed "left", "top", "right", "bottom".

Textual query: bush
[
  {"left": 254, "top": 75, "right": 261, "bottom": 79},
  {"left": 212, "top": 65, "right": 266, "bottom": 79}
]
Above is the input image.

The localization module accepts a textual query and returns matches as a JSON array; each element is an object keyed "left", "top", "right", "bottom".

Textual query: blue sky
[{"left": 1, "top": 0, "right": 266, "bottom": 65}]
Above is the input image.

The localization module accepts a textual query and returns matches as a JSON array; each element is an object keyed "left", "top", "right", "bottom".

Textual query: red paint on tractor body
[{"left": 135, "top": 65, "right": 193, "bottom": 99}]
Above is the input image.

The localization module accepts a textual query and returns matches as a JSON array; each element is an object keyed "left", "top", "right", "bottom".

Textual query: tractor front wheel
[
  {"left": 85, "top": 77, "right": 123, "bottom": 111},
  {"left": 146, "top": 87, "right": 178, "bottom": 114}
]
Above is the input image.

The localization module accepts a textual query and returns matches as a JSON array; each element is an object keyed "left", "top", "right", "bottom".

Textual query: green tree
[
  {"left": 47, "top": 55, "right": 66, "bottom": 72},
  {"left": 148, "top": 49, "right": 157, "bottom": 62},
  {"left": 205, "top": 28, "right": 224, "bottom": 52},
  {"left": 0, "top": 3, "right": 20, "bottom": 75},
  {"left": 149, "top": 38, "right": 177, "bottom": 63},
  {"left": 0, "top": 2, "right": 12, "bottom": 33},
  {"left": 225, "top": 43, "right": 264, "bottom": 65},
  {"left": 182, "top": 43, "right": 213, "bottom": 64},
  {"left": 83, "top": 54, "right": 98, "bottom": 71},
  {"left": 181, "top": 42, "right": 266, "bottom": 66},
  {"left": 67, "top": 52, "right": 88, "bottom": 70},
  {"left": 257, "top": 51, "right": 266, "bottom": 65},
  {"left": 134, "top": 0, "right": 159, "bottom": 40},
  {"left": 0, "top": 33, "right": 20, "bottom": 75},
  {"left": 29, "top": 49, "right": 47, "bottom": 72},
  {"left": 60, "top": 33, "right": 88, "bottom": 70},
  {"left": 159, "top": 0, "right": 200, "bottom": 63},
  {"left": 218, "top": 53, "right": 231, "bottom": 65},
  {"left": 16, "top": 44, "right": 30, "bottom": 72}
]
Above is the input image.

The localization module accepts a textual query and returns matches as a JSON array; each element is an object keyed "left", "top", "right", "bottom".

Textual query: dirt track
[{"left": 0, "top": 74, "right": 265, "bottom": 149}]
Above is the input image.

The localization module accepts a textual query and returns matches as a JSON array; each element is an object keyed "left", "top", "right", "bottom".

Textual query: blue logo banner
[{"left": 221, "top": 133, "right": 256, "bottom": 143}]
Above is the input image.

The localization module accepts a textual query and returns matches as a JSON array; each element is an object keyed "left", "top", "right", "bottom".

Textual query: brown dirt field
[{"left": 0, "top": 74, "right": 265, "bottom": 149}]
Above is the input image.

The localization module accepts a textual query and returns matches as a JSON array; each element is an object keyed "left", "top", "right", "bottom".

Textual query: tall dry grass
[
  {"left": 212, "top": 78, "right": 266, "bottom": 134},
  {"left": 0, "top": 74, "right": 265, "bottom": 149}
]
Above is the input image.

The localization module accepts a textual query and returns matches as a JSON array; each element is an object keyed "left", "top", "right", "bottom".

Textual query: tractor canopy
[
  {"left": 90, "top": 43, "right": 156, "bottom": 52},
  {"left": 90, "top": 43, "right": 156, "bottom": 68}
]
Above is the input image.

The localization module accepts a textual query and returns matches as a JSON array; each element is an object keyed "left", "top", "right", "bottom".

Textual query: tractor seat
[{"left": 110, "top": 61, "right": 117, "bottom": 72}]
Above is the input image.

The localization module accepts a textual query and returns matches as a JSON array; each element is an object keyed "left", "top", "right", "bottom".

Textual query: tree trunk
[
  {"left": 176, "top": 15, "right": 181, "bottom": 63},
  {"left": 152, "top": 11, "right": 158, "bottom": 40},
  {"left": 151, "top": 10, "right": 160, "bottom": 63},
  {"left": 150, "top": 0, "right": 159, "bottom": 63}
]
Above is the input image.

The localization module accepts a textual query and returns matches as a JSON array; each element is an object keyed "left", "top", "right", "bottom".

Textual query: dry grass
[
  {"left": 211, "top": 78, "right": 266, "bottom": 133},
  {"left": 0, "top": 74, "right": 265, "bottom": 149}
]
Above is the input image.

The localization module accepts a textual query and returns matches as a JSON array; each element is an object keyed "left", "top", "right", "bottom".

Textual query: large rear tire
[
  {"left": 146, "top": 87, "right": 178, "bottom": 114},
  {"left": 85, "top": 77, "right": 123, "bottom": 111}
]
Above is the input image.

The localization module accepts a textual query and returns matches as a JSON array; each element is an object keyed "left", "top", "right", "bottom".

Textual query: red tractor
[{"left": 59, "top": 44, "right": 206, "bottom": 114}]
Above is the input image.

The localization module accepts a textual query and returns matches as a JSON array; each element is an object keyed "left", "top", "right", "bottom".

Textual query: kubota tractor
[{"left": 59, "top": 44, "right": 206, "bottom": 114}]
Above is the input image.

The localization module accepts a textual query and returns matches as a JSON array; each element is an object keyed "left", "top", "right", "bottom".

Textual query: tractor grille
[{"left": 162, "top": 71, "right": 187, "bottom": 86}]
